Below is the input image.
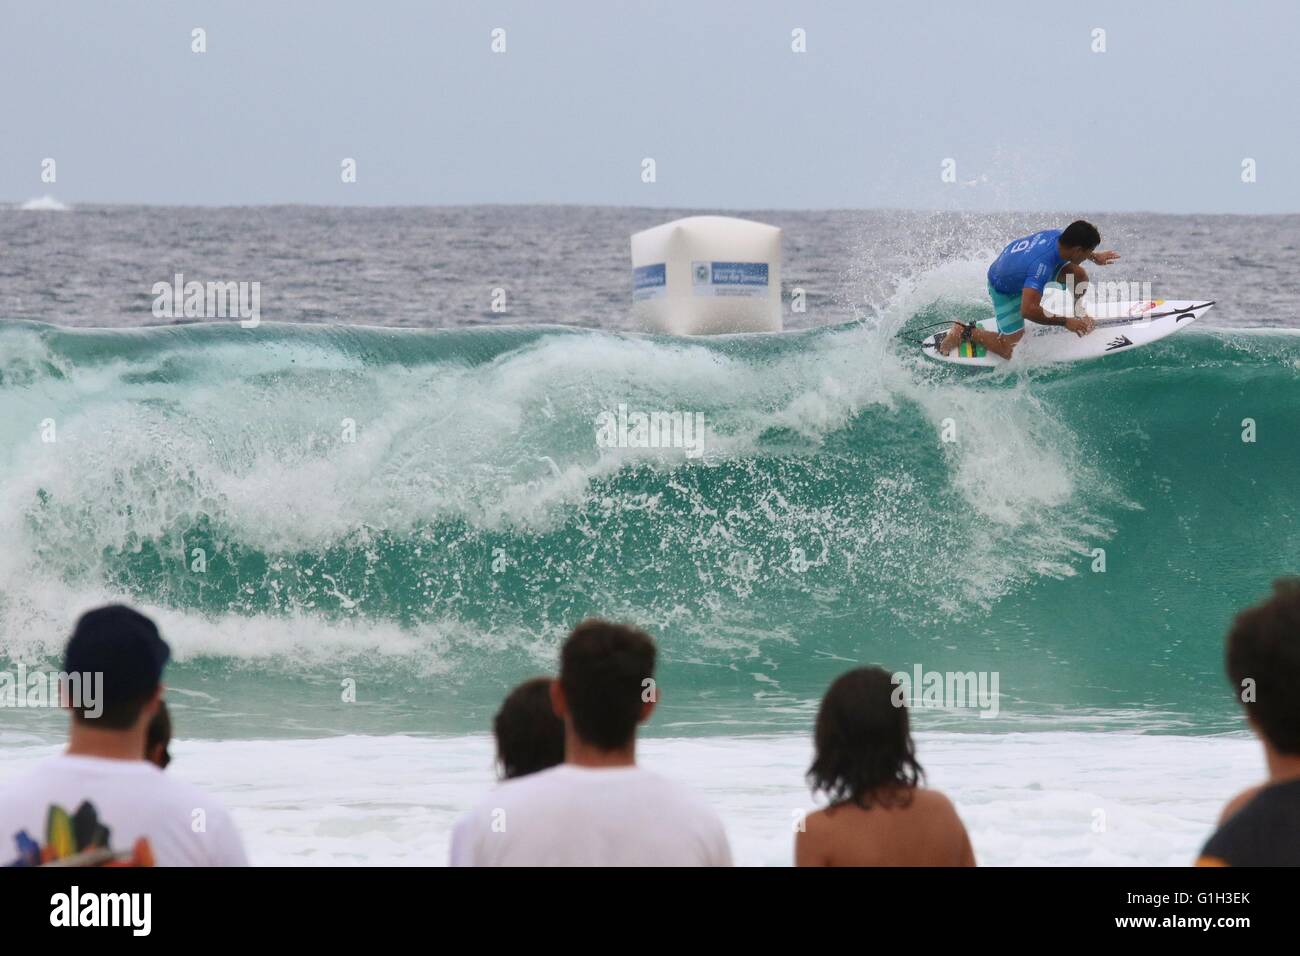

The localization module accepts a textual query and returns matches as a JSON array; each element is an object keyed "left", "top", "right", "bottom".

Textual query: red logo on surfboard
[{"left": 1128, "top": 299, "right": 1165, "bottom": 317}]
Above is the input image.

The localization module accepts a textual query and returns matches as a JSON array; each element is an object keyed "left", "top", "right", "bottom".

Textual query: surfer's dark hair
[
  {"left": 1060, "top": 220, "right": 1101, "bottom": 250},
  {"left": 559, "top": 619, "right": 656, "bottom": 751},
  {"left": 493, "top": 677, "right": 565, "bottom": 779},
  {"left": 807, "top": 667, "right": 924, "bottom": 810},
  {"left": 1226, "top": 578, "right": 1300, "bottom": 754}
]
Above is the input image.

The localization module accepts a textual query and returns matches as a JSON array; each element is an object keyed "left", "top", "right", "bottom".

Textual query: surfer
[{"left": 938, "top": 220, "right": 1120, "bottom": 360}]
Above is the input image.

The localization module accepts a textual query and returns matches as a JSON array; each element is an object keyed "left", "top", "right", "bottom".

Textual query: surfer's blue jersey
[{"left": 987, "top": 229, "right": 1066, "bottom": 295}]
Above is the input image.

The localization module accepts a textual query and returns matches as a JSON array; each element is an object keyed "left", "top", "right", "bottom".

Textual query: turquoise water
[{"left": 2, "top": 316, "right": 1296, "bottom": 738}]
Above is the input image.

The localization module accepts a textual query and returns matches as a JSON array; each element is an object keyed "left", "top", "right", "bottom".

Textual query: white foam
[
  {"left": 0, "top": 319, "right": 1092, "bottom": 538},
  {"left": 0, "top": 282, "right": 1120, "bottom": 644},
  {"left": 0, "top": 731, "right": 1259, "bottom": 866},
  {"left": 18, "top": 195, "right": 70, "bottom": 212},
  {"left": 0, "top": 574, "right": 555, "bottom": 668}
]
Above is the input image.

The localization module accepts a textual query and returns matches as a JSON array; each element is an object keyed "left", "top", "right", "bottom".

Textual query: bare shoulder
[
  {"left": 910, "top": 787, "right": 960, "bottom": 815},
  {"left": 910, "top": 787, "right": 953, "bottom": 806},
  {"left": 913, "top": 789, "right": 970, "bottom": 833},
  {"left": 801, "top": 806, "right": 834, "bottom": 836},
  {"left": 795, "top": 807, "right": 834, "bottom": 865},
  {"left": 799, "top": 804, "right": 858, "bottom": 847},
  {"left": 913, "top": 789, "right": 975, "bottom": 866}
]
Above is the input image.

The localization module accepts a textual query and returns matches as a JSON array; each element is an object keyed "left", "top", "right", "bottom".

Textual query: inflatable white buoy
[{"left": 630, "top": 216, "right": 782, "bottom": 335}]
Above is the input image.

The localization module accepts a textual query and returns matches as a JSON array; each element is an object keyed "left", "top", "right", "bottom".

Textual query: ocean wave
[{"left": 0, "top": 312, "right": 1296, "bottom": 716}]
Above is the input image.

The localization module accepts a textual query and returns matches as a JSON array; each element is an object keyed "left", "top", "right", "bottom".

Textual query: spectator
[
  {"left": 0, "top": 605, "right": 248, "bottom": 866},
  {"left": 796, "top": 666, "right": 975, "bottom": 866},
  {"left": 145, "top": 699, "right": 172, "bottom": 770},
  {"left": 493, "top": 677, "right": 564, "bottom": 780},
  {"left": 451, "top": 619, "right": 731, "bottom": 866},
  {"left": 1198, "top": 579, "right": 1300, "bottom": 866}
]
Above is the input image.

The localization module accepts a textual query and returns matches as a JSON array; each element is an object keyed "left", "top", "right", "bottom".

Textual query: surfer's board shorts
[{"left": 988, "top": 283, "right": 1024, "bottom": 335}]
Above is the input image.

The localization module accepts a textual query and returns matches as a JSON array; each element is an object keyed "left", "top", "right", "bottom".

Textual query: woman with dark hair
[
  {"left": 795, "top": 667, "right": 975, "bottom": 866},
  {"left": 492, "top": 677, "right": 565, "bottom": 780}
]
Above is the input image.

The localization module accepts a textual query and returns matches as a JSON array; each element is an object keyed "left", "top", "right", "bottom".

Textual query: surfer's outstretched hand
[
  {"left": 1090, "top": 250, "right": 1120, "bottom": 265},
  {"left": 1065, "top": 315, "right": 1096, "bottom": 336}
]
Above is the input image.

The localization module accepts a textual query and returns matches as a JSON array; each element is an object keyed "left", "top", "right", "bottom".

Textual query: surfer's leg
[
  {"left": 978, "top": 282, "right": 1026, "bottom": 358},
  {"left": 937, "top": 322, "right": 966, "bottom": 355},
  {"left": 971, "top": 327, "right": 1022, "bottom": 360}
]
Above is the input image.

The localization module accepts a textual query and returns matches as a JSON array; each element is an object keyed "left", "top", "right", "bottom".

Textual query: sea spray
[{"left": 0, "top": 320, "right": 1295, "bottom": 732}]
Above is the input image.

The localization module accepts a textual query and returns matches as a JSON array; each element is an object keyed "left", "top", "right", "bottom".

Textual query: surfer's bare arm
[
  {"left": 1089, "top": 250, "right": 1120, "bottom": 266},
  {"left": 1021, "top": 287, "right": 1095, "bottom": 336},
  {"left": 1059, "top": 262, "right": 1089, "bottom": 303},
  {"left": 1019, "top": 287, "right": 1052, "bottom": 323}
]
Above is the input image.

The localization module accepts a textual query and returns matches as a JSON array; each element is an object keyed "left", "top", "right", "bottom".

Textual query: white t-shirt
[
  {"left": 0, "top": 755, "right": 248, "bottom": 867},
  {"left": 450, "top": 764, "right": 732, "bottom": 867}
]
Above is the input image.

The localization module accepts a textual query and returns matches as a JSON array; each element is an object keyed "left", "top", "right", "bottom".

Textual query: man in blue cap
[{"left": 0, "top": 605, "right": 248, "bottom": 866}]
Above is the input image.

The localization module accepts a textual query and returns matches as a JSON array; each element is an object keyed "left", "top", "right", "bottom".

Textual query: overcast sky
[{"left": 1, "top": 0, "right": 1295, "bottom": 212}]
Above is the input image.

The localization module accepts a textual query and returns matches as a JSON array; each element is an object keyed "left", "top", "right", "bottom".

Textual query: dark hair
[
  {"left": 1060, "top": 219, "right": 1101, "bottom": 250},
  {"left": 807, "top": 667, "right": 924, "bottom": 810},
  {"left": 493, "top": 677, "right": 565, "bottom": 779},
  {"left": 1226, "top": 579, "right": 1300, "bottom": 754},
  {"left": 558, "top": 619, "right": 656, "bottom": 751},
  {"left": 146, "top": 699, "right": 172, "bottom": 769},
  {"left": 63, "top": 605, "right": 170, "bottom": 730}
]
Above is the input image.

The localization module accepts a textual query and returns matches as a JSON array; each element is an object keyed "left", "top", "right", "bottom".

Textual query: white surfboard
[{"left": 920, "top": 299, "right": 1214, "bottom": 367}]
